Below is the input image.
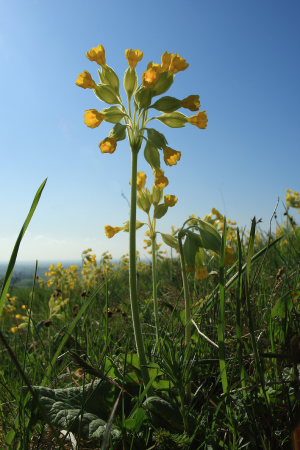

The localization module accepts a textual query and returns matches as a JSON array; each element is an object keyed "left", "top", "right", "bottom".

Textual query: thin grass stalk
[
  {"left": 236, "top": 229, "right": 247, "bottom": 390},
  {"left": 218, "top": 220, "right": 228, "bottom": 395},
  {"left": 151, "top": 231, "right": 159, "bottom": 343},
  {"left": 246, "top": 218, "right": 270, "bottom": 405},
  {"left": 129, "top": 147, "right": 149, "bottom": 386}
]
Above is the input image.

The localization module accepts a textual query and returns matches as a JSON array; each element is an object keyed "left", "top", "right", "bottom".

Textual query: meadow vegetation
[{"left": 1, "top": 45, "right": 300, "bottom": 449}]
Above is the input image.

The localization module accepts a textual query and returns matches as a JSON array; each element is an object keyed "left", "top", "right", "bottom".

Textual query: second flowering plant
[{"left": 76, "top": 45, "right": 208, "bottom": 386}]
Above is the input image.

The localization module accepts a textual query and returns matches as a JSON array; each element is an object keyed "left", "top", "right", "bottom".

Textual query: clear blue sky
[{"left": 1, "top": 0, "right": 300, "bottom": 261}]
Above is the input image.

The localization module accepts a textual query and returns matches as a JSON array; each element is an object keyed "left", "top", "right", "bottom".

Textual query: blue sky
[{"left": 1, "top": 0, "right": 300, "bottom": 261}]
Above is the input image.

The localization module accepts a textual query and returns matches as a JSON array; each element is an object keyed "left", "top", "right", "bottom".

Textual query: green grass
[{"left": 1, "top": 222, "right": 300, "bottom": 449}]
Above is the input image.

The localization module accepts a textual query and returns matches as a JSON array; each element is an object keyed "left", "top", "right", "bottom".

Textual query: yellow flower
[
  {"left": 76, "top": 71, "right": 97, "bottom": 89},
  {"left": 181, "top": 95, "right": 200, "bottom": 111},
  {"left": 155, "top": 169, "right": 169, "bottom": 189},
  {"left": 105, "top": 225, "right": 124, "bottom": 238},
  {"left": 195, "top": 268, "right": 209, "bottom": 280},
  {"left": 84, "top": 109, "right": 104, "bottom": 128},
  {"left": 163, "top": 146, "right": 182, "bottom": 166},
  {"left": 161, "top": 52, "right": 189, "bottom": 74},
  {"left": 86, "top": 45, "right": 106, "bottom": 66},
  {"left": 169, "top": 54, "right": 189, "bottom": 74},
  {"left": 125, "top": 49, "right": 144, "bottom": 69},
  {"left": 188, "top": 111, "right": 208, "bottom": 129},
  {"left": 99, "top": 137, "right": 117, "bottom": 153},
  {"left": 137, "top": 172, "right": 147, "bottom": 190},
  {"left": 143, "top": 66, "right": 162, "bottom": 88},
  {"left": 164, "top": 194, "right": 178, "bottom": 207},
  {"left": 224, "top": 246, "right": 235, "bottom": 265},
  {"left": 161, "top": 51, "right": 173, "bottom": 72},
  {"left": 11, "top": 327, "right": 19, "bottom": 333}
]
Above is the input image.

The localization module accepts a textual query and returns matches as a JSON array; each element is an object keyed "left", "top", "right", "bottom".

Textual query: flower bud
[
  {"left": 124, "top": 67, "right": 138, "bottom": 99},
  {"left": 152, "top": 185, "right": 163, "bottom": 205},
  {"left": 137, "top": 188, "right": 152, "bottom": 213}
]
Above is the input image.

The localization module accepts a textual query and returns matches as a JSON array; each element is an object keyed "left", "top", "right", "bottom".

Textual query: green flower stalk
[{"left": 76, "top": 44, "right": 208, "bottom": 387}]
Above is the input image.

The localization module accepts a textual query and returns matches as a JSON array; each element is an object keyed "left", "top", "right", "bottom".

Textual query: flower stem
[
  {"left": 151, "top": 229, "right": 159, "bottom": 344},
  {"left": 129, "top": 146, "right": 149, "bottom": 386}
]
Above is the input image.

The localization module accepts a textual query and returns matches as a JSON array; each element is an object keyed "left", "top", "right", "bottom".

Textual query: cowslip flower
[
  {"left": 195, "top": 268, "right": 209, "bottom": 280},
  {"left": 188, "top": 111, "right": 208, "bottom": 129},
  {"left": 84, "top": 109, "right": 104, "bottom": 128},
  {"left": 164, "top": 194, "right": 178, "bottom": 207},
  {"left": 162, "top": 52, "right": 189, "bottom": 74},
  {"left": 143, "top": 65, "right": 162, "bottom": 88},
  {"left": 137, "top": 171, "right": 147, "bottom": 190},
  {"left": 86, "top": 45, "right": 106, "bottom": 66},
  {"left": 163, "top": 146, "right": 182, "bottom": 166},
  {"left": 224, "top": 246, "right": 235, "bottom": 265},
  {"left": 105, "top": 225, "right": 124, "bottom": 238},
  {"left": 155, "top": 169, "right": 169, "bottom": 189},
  {"left": 100, "top": 137, "right": 117, "bottom": 154},
  {"left": 181, "top": 95, "right": 200, "bottom": 111},
  {"left": 126, "top": 49, "right": 144, "bottom": 69},
  {"left": 76, "top": 71, "right": 97, "bottom": 89}
]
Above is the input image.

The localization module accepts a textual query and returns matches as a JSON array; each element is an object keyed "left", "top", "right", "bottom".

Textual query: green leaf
[
  {"left": 157, "top": 111, "right": 188, "bottom": 128},
  {"left": 26, "top": 380, "right": 121, "bottom": 442},
  {"left": 95, "top": 84, "right": 120, "bottom": 105},
  {"left": 161, "top": 233, "right": 178, "bottom": 250},
  {"left": 110, "top": 123, "right": 127, "bottom": 141},
  {"left": 271, "top": 295, "right": 293, "bottom": 318},
  {"left": 151, "top": 72, "right": 174, "bottom": 96},
  {"left": 195, "top": 219, "right": 222, "bottom": 253},
  {"left": 183, "top": 230, "right": 201, "bottom": 269},
  {"left": 134, "top": 86, "right": 152, "bottom": 109},
  {"left": 154, "top": 204, "right": 168, "bottom": 219},
  {"left": 144, "top": 141, "right": 160, "bottom": 170},
  {"left": 102, "top": 106, "right": 125, "bottom": 124},
  {"left": 143, "top": 396, "right": 183, "bottom": 433},
  {"left": 146, "top": 128, "right": 168, "bottom": 148},
  {"left": 150, "top": 96, "right": 182, "bottom": 113},
  {"left": 0, "top": 179, "right": 47, "bottom": 317},
  {"left": 99, "top": 65, "right": 120, "bottom": 93}
]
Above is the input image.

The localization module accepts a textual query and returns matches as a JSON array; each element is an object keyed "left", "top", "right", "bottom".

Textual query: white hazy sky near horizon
[{"left": 1, "top": 0, "right": 300, "bottom": 261}]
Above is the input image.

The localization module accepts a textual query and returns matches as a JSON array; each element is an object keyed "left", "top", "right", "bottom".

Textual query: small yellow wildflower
[
  {"left": 188, "top": 111, "right": 208, "bottom": 130},
  {"left": 163, "top": 146, "right": 182, "bottom": 166},
  {"left": 188, "top": 111, "right": 208, "bottom": 129},
  {"left": 195, "top": 268, "right": 209, "bottom": 280},
  {"left": 181, "top": 95, "right": 200, "bottom": 111},
  {"left": 76, "top": 71, "right": 97, "bottom": 89},
  {"left": 225, "top": 246, "right": 235, "bottom": 265},
  {"left": 137, "top": 172, "right": 147, "bottom": 190},
  {"left": 164, "top": 194, "right": 178, "bottom": 207},
  {"left": 86, "top": 45, "right": 106, "bottom": 66},
  {"left": 11, "top": 327, "right": 19, "bottom": 333},
  {"left": 155, "top": 174, "right": 169, "bottom": 189},
  {"left": 15, "top": 314, "right": 23, "bottom": 320},
  {"left": 105, "top": 225, "right": 124, "bottom": 238},
  {"left": 125, "top": 49, "right": 144, "bottom": 69},
  {"left": 100, "top": 137, "right": 117, "bottom": 153},
  {"left": 84, "top": 109, "right": 104, "bottom": 128},
  {"left": 143, "top": 66, "right": 162, "bottom": 88}
]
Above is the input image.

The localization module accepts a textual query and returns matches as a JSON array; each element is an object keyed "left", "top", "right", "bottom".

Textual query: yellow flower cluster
[
  {"left": 286, "top": 189, "right": 300, "bottom": 210},
  {"left": 142, "top": 51, "right": 189, "bottom": 88}
]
